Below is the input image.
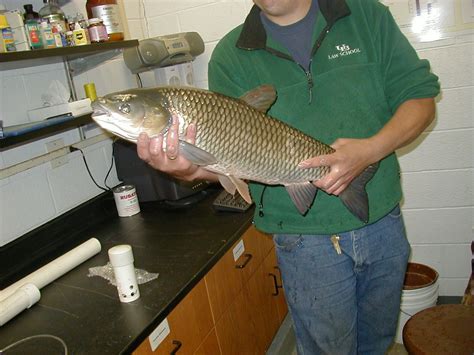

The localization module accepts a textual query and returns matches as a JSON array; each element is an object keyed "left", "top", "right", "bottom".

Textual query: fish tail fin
[{"left": 339, "top": 163, "right": 379, "bottom": 223}]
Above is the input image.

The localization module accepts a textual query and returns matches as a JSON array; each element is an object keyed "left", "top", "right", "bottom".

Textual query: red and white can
[{"left": 113, "top": 185, "right": 140, "bottom": 217}]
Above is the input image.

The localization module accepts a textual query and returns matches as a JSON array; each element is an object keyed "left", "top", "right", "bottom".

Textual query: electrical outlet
[
  {"left": 46, "top": 138, "right": 65, "bottom": 152},
  {"left": 50, "top": 155, "right": 68, "bottom": 169}
]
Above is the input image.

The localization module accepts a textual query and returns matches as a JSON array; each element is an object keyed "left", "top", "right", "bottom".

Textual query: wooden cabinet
[
  {"left": 134, "top": 279, "right": 214, "bottom": 355},
  {"left": 208, "top": 226, "right": 287, "bottom": 354},
  {"left": 134, "top": 225, "right": 287, "bottom": 355},
  {"left": 205, "top": 226, "right": 273, "bottom": 323}
]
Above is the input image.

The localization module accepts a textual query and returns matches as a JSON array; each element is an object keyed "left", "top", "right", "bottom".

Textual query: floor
[{"left": 266, "top": 314, "right": 408, "bottom": 355}]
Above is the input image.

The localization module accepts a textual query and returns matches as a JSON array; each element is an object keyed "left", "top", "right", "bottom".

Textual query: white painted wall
[{"left": 0, "top": 0, "right": 472, "bottom": 296}]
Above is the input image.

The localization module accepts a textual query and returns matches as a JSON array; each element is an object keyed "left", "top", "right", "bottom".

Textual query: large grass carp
[{"left": 91, "top": 85, "right": 377, "bottom": 222}]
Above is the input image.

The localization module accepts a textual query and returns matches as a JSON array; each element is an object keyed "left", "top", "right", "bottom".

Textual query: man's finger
[{"left": 298, "top": 154, "right": 333, "bottom": 169}]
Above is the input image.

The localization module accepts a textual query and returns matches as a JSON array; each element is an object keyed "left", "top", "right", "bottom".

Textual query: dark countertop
[{"left": 0, "top": 189, "right": 254, "bottom": 354}]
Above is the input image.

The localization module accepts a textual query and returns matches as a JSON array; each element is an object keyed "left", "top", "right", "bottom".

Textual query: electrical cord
[
  {"left": 136, "top": 73, "right": 143, "bottom": 88},
  {"left": 103, "top": 139, "right": 116, "bottom": 190},
  {"left": 0, "top": 334, "right": 68, "bottom": 354},
  {"left": 70, "top": 144, "right": 115, "bottom": 192}
]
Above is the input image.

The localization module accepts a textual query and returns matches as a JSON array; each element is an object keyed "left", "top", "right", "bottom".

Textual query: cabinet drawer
[
  {"left": 134, "top": 279, "right": 213, "bottom": 354},
  {"left": 205, "top": 226, "right": 273, "bottom": 322}
]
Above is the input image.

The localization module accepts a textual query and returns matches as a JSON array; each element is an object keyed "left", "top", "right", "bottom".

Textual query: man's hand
[
  {"left": 299, "top": 138, "right": 377, "bottom": 196},
  {"left": 136, "top": 115, "right": 218, "bottom": 182},
  {"left": 298, "top": 98, "right": 436, "bottom": 196}
]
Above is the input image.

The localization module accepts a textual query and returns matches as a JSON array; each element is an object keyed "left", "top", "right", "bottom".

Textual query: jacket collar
[{"left": 236, "top": 0, "right": 351, "bottom": 50}]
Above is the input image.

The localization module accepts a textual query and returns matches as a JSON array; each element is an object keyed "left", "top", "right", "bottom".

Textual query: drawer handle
[
  {"left": 235, "top": 253, "right": 253, "bottom": 269},
  {"left": 269, "top": 272, "right": 283, "bottom": 296},
  {"left": 170, "top": 340, "right": 182, "bottom": 355}
]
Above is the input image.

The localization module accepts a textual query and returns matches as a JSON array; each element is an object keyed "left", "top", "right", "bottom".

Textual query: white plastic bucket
[{"left": 395, "top": 262, "right": 439, "bottom": 344}]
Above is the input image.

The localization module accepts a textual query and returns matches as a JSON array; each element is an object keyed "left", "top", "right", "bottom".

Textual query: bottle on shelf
[
  {"left": 23, "top": 4, "right": 39, "bottom": 21},
  {"left": 24, "top": 19, "right": 43, "bottom": 50},
  {"left": 38, "top": 0, "right": 67, "bottom": 34},
  {"left": 85, "top": 0, "right": 124, "bottom": 42},
  {"left": 72, "top": 21, "right": 88, "bottom": 46},
  {"left": 40, "top": 21, "right": 55, "bottom": 48},
  {"left": 87, "top": 18, "right": 108, "bottom": 43}
]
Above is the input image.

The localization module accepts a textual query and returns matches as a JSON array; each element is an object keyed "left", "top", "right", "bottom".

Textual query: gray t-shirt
[{"left": 260, "top": 0, "right": 319, "bottom": 70}]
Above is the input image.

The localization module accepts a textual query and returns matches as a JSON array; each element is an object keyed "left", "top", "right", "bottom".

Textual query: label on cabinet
[
  {"left": 232, "top": 239, "right": 245, "bottom": 262},
  {"left": 148, "top": 318, "right": 171, "bottom": 351}
]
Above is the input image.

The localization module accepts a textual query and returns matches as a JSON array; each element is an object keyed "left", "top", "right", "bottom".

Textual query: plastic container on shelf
[
  {"left": 40, "top": 21, "right": 55, "bottom": 48},
  {"left": 87, "top": 17, "right": 108, "bottom": 43},
  {"left": 0, "top": 14, "right": 16, "bottom": 52},
  {"left": 86, "top": 0, "right": 124, "bottom": 41}
]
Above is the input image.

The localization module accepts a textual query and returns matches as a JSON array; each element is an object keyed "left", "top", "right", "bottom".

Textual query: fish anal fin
[
  {"left": 339, "top": 163, "right": 379, "bottom": 223},
  {"left": 228, "top": 176, "right": 252, "bottom": 204},
  {"left": 285, "top": 183, "right": 318, "bottom": 215},
  {"left": 239, "top": 85, "right": 277, "bottom": 113},
  {"left": 178, "top": 140, "right": 217, "bottom": 166}
]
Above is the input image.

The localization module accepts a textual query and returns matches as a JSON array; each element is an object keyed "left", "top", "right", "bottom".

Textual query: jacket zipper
[
  {"left": 264, "top": 24, "right": 332, "bottom": 104},
  {"left": 302, "top": 62, "right": 314, "bottom": 104}
]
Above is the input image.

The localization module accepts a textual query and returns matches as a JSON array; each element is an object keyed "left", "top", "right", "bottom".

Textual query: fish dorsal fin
[
  {"left": 285, "top": 182, "right": 318, "bottom": 215},
  {"left": 178, "top": 140, "right": 217, "bottom": 166},
  {"left": 239, "top": 85, "right": 277, "bottom": 112}
]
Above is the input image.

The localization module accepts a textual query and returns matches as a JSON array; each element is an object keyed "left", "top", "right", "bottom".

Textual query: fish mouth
[
  {"left": 90, "top": 101, "right": 139, "bottom": 142},
  {"left": 91, "top": 100, "right": 110, "bottom": 120}
]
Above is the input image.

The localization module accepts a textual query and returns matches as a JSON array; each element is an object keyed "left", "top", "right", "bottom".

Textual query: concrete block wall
[{"left": 0, "top": 0, "right": 472, "bottom": 295}]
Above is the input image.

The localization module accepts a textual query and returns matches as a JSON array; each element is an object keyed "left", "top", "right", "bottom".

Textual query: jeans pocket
[{"left": 273, "top": 234, "right": 303, "bottom": 252}]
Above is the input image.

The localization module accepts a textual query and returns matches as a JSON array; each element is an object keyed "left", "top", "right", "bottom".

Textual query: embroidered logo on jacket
[{"left": 328, "top": 44, "right": 361, "bottom": 60}]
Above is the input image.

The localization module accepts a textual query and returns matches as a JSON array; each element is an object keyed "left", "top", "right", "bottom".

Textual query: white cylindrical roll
[
  {"left": 0, "top": 238, "right": 102, "bottom": 302},
  {"left": 108, "top": 245, "right": 140, "bottom": 303},
  {"left": 0, "top": 283, "right": 41, "bottom": 326}
]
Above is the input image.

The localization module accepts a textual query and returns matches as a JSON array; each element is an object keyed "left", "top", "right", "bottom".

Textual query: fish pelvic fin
[
  {"left": 178, "top": 140, "right": 217, "bottom": 166},
  {"left": 285, "top": 183, "right": 318, "bottom": 215},
  {"left": 339, "top": 163, "right": 379, "bottom": 223},
  {"left": 239, "top": 85, "right": 277, "bottom": 113}
]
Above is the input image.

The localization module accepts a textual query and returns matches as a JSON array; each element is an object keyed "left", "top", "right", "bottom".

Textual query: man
[{"left": 137, "top": 0, "right": 440, "bottom": 353}]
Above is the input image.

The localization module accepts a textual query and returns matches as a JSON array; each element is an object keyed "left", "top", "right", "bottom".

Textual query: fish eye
[{"left": 119, "top": 103, "right": 131, "bottom": 114}]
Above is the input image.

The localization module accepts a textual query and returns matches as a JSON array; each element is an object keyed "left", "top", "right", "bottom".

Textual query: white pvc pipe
[
  {"left": 0, "top": 284, "right": 40, "bottom": 326},
  {"left": 0, "top": 238, "right": 102, "bottom": 302}
]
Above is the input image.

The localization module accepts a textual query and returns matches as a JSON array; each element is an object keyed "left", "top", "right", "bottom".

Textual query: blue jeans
[{"left": 273, "top": 206, "right": 410, "bottom": 355}]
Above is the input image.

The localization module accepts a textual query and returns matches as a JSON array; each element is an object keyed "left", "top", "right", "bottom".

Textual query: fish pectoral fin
[
  {"left": 285, "top": 183, "right": 318, "bottom": 215},
  {"left": 218, "top": 175, "right": 237, "bottom": 195},
  {"left": 178, "top": 140, "right": 217, "bottom": 166},
  {"left": 228, "top": 176, "right": 252, "bottom": 204},
  {"left": 239, "top": 85, "right": 277, "bottom": 113},
  {"left": 339, "top": 162, "right": 379, "bottom": 223}
]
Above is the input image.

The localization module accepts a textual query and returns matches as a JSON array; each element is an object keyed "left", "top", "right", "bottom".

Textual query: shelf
[
  {"left": 0, "top": 39, "right": 138, "bottom": 65},
  {"left": 0, "top": 114, "right": 93, "bottom": 150}
]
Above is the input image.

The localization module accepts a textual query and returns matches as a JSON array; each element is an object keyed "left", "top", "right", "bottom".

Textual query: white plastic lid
[{"left": 108, "top": 244, "right": 134, "bottom": 267}]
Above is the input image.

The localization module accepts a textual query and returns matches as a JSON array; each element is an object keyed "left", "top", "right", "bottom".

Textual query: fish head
[{"left": 91, "top": 92, "right": 170, "bottom": 143}]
